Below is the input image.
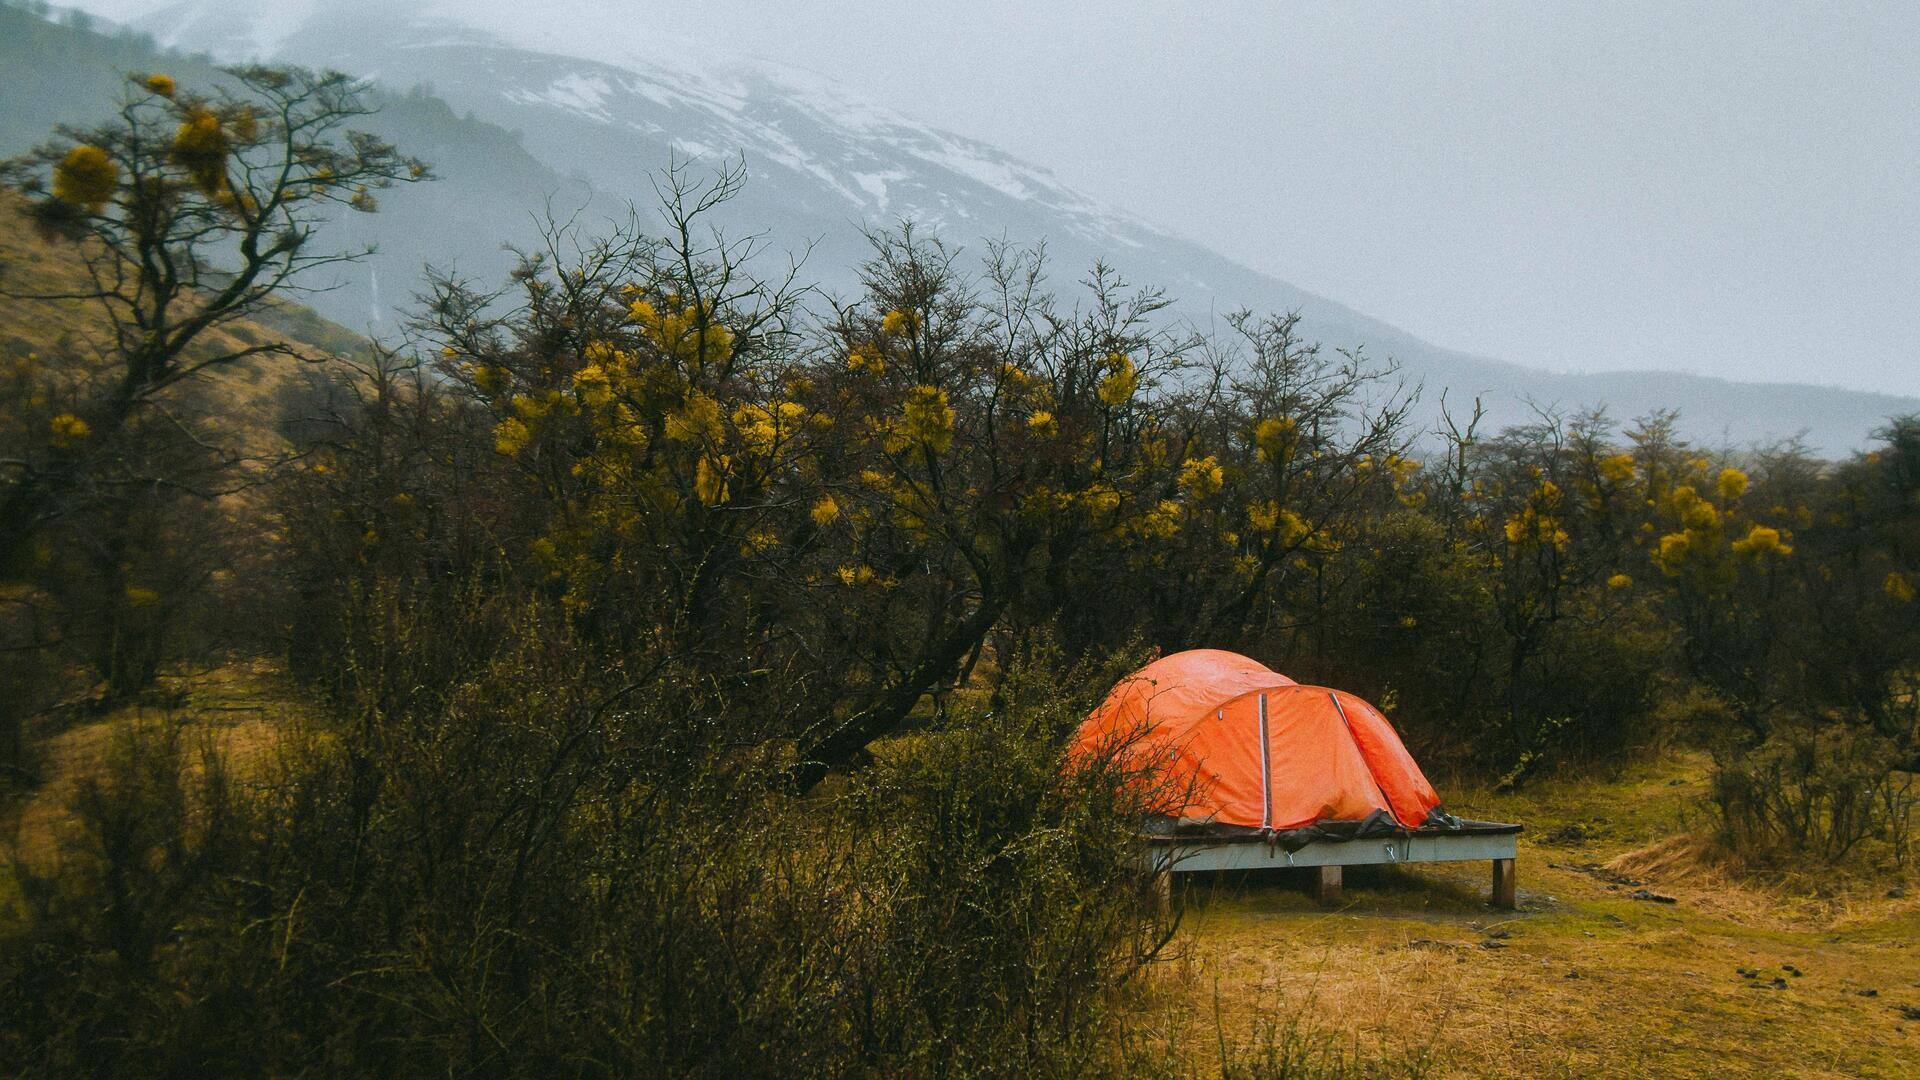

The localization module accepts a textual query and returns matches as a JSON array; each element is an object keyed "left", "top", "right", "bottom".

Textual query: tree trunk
[{"left": 789, "top": 593, "right": 1008, "bottom": 793}]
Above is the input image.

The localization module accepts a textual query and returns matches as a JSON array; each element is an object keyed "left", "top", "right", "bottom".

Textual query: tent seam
[{"left": 1328, "top": 691, "right": 1397, "bottom": 822}]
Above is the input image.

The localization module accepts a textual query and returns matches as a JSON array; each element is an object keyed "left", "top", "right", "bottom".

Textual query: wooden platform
[{"left": 1146, "top": 826, "right": 1521, "bottom": 908}]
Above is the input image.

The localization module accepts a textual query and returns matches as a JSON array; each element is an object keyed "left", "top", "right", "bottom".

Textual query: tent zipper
[{"left": 1257, "top": 693, "right": 1273, "bottom": 832}]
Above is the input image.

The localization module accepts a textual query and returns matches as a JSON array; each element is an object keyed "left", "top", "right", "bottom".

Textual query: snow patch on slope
[
  {"left": 514, "top": 72, "right": 616, "bottom": 124},
  {"left": 117, "top": 0, "right": 1162, "bottom": 241}
]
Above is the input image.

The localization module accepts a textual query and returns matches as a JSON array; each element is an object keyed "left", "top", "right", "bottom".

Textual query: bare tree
[{"left": 0, "top": 65, "right": 429, "bottom": 579}]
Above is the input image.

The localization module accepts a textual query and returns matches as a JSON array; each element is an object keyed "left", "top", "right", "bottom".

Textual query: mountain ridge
[{"left": 13, "top": 1, "right": 1914, "bottom": 453}]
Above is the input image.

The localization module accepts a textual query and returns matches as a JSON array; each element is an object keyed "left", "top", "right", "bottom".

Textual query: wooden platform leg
[
  {"left": 1492, "top": 858, "right": 1516, "bottom": 910},
  {"left": 1314, "top": 864, "right": 1342, "bottom": 904}
]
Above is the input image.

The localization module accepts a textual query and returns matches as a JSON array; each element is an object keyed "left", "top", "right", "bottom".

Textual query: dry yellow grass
[
  {"left": 1156, "top": 753, "right": 1920, "bottom": 1077},
  {"left": 6, "top": 661, "right": 316, "bottom": 869}
]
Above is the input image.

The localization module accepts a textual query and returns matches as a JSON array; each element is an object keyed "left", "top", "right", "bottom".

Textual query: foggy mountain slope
[
  {"left": 18, "top": 1, "right": 1917, "bottom": 452},
  {"left": 0, "top": 4, "right": 577, "bottom": 335}
]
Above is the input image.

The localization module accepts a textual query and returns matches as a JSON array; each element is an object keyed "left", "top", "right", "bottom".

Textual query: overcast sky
[{"left": 77, "top": 1, "right": 1920, "bottom": 394}]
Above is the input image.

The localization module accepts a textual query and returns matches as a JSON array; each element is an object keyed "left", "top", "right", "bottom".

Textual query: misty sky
[{"left": 74, "top": 1, "right": 1920, "bottom": 395}]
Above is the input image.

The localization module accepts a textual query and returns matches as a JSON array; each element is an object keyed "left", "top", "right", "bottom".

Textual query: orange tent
[{"left": 1074, "top": 649, "right": 1448, "bottom": 842}]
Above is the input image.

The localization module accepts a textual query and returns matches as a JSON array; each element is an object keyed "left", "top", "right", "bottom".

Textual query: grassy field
[
  {"left": 1161, "top": 754, "right": 1920, "bottom": 1077},
  {"left": 5, "top": 672, "right": 1918, "bottom": 1077},
  {"left": 2, "top": 662, "right": 310, "bottom": 874}
]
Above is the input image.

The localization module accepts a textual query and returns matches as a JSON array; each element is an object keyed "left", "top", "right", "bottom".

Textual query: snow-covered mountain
[{"left": 57, "top": 1, "right": 1920, "bottom": 450}]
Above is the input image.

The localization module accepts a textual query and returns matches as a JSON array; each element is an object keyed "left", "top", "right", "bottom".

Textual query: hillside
[
  {"left": 0, "top": 3, "right": 572, "bottom": 338},
  {"left": 0, "top": 186, "right": 364, "bottom": 452},
  {"left": 8, "top": 1, "right": 1917, "bottom": 454}
]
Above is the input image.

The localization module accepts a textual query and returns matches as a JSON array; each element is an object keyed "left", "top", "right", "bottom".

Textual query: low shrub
[{"left": 1709, "top": 720, "right": 1916, "bottom": 866}]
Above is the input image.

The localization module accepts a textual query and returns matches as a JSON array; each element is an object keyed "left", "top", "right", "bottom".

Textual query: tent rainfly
[{"left": 1074, "top": 649, "right": 1520, "bottom": 906}]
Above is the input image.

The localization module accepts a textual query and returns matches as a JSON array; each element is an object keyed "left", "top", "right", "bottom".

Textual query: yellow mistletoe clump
[
  {"left": 143, "top": 73, "right": 177, "bottom": 96},
  {"left": 1075, "top": 483, "right": 1123, "bottom": 518},
  {"left": 172, "top": 107, "right": 231, "bottom": 196},
  {"left": 1598, "top": 453, "right": 1636, "bottom": 487},
  {"left": 632, "top": 299, "right": 734, "bottom": 370},
  {"left": 1018, "top": 486, "right": 1068, "bottom": 518},
  {"left": 664, "top": 391, "right": 724, "bottom": 445},
  {"left": 52, "top": 145, "right": 118, "bottom": 212},
  {"left": 217, "top": 185, "right": 261, "bottom": 218},
  {"left": 1281, "top": 508, "right": 1310, "bottom": 545},
  {"left": 493, "top": 417, "right": 532, "bottom": 455},
  {"left": 1883, "top": 571, "right": 1915, "bottom": 603},
  {"left": 734, "top": 400, "right": 808, "bottom": 457},
  {"left": 1138, "top": 431, "right": 1169, "bottom": 468},
  {"left": 572, "top": 363, "right": 613, "bottom": 409},
  {"left": 1716, "top": 466, "right": 1749, "bottom": 502},
  {"left": 1730, "top": 524, "right": 1791, "bottom": 561},
  {"left": 582, "top": 339, "right": 630, "bottom": 369},
  {"left": 1026, "top": 409, "right": 1057, "bottom": 436},
  {"left": 471, "top": 364, "right": 504, "bottom": 395},
  {"left": 1246, "top": 501, "right": 1310, "bottom": 544},
  {"left": 846, "top": 342, "right": 886, "bottom": 375},
  {"left": 1653, "top": 531, "right": 1693, "bottom": 574},
  {"left": 510, "top": 390, "right": 573, "bottom": 426},
  {"left": 1253, "top": 416, "right": 1297, "bottom": 462},
  {"left": 1132, "top": 499, "right": 1183, "bottom": 541},
  {"left": 48, "top": 413, "right": 91, "bottom": 447},
  {"left": 897, "top": 385, "right": 954, "bottom": 454},
  {"left": 1095, "top": 352, "right": 1137, "bottom": 408},
  {"left": 1503, "top": 481, "right": 1569, "bottom": 551},
  {"left": 880, "top": 308, "right": 916, "bottom": 336},
  {"left": 1666, "top": 485, "right": 1720, "bottom": 530},
  {"left": 1178, "top": 455, "right": 1224, "bottom": 500},
  {"left": 229, "top": 106, "right": 259, "bottom": 142},
  {"left": 1385, "top": 454, "right": 1425, "bottom": 506},
  {"left": 1607, "top": 573, "right": 1634, "bottom": 590},
  {"left": 811, "top": 495, "right": 842, "bottom": 527}
]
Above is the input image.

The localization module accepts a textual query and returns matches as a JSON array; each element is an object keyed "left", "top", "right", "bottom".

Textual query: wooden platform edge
[
  {"left": 1144, "top": 828, "right": 1522, "bottom": 909},
  {"left": 1147, "top": 829, "right": 1518, "bottom": 873}
]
